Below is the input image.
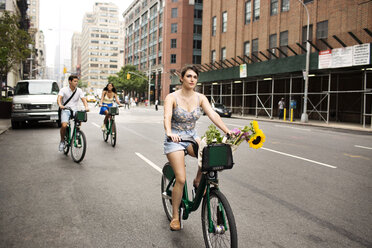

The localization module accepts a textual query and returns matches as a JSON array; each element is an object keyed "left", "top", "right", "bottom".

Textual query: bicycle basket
[
  {"left": 201, "top": 143, "right": 234, "bottom": 172},
  {"left": 109, "top": 107, "right": 119, "bottom": 115},
  {"left": 75, "top": 111, "right": 87, "bottom": 122}
]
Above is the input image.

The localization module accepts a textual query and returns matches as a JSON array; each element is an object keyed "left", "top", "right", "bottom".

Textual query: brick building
[
  {"left": 198, "top": 0, "right": 372, "bottom": 127},
  {"left": 123, "top": 0, "right": 202, "bottom": 102}
]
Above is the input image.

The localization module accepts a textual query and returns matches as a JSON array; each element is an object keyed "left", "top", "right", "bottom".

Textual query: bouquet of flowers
[{"left": 202, "top": 120, "right": 266, "bottom": 151}]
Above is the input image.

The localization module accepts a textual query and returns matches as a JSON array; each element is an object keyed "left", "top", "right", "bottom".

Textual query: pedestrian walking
[
  {"left": 155, "top": 99, "right": 159, "bottom": 111},
  {"left": 278, "top": 97, "right": 285, "bottom": 119}
]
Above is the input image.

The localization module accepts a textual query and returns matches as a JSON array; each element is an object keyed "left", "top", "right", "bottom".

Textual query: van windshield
[{"left": 14, "top": 81, "right": 57, "bottom": 95}]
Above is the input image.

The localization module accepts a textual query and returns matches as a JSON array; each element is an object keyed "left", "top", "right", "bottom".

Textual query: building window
[
  {"left": 222, "top": 12, "right": 227, "bottom": 33},
  {"left": 171, "top": 39, "right": 177, "bottom": 48},
  {"left": 302, "top": 24, "right": 313, "bottom": 53},
  {"left": 279, "top": 31, "right": 288, "bottom": 57},
  {"left": 211, "top": 50, "right": 216, "bottom": 63},
  {"left": 244, "top": 41, "right": 250, "bottom": 56},
  {"left": 245, "top": 1, "right": 251, "bottom": 24},
  {"left": 269, "top": 34, "right": 277, "bottom": 59},
  {"left": 193, "top": 55, "right": 201, "bottom": 64},
  {"left": 0, "top": 0, "right": 6, "bottom": 9},
  {"left": 172, "top": 0, "right": 178, "bottom": 2},
  {"left": 270, "top": 0, "right": 278, "bottom": 16},
  {"left": 171, "top": 54, "right": 177, "bottom": 63},
  {"left": 316, "top": 20, "right": 328, "bottom": 39},
  {"left": 281, "top": 0, "right": 290, "bottom": 12},
  {"left": 171, "top": 8, "right": 178, "bottom": 18},
  {"left": 171, "top": 23, "right": 178, "bottom": 33},
  {"left": 252, "top": 39, "right": 258, "bottom": 61},
  {"left": 253, "top": 0, "right": 260, "bottom": 21},
  {"left": 212, "top": 16, "right": 217, "bottom": 36},
  {"left": 194, "top": 24, "right": 202, "bottom": 35},
  {"left": 194, "top": 9, "right": 202, "bottom": 19},
  {"left": 221, "top": 47, "right": 226, "bottom": 60},
  {"left": 193, "top": 40, "right": 202, "bottom": 49},
  {"left": 304, "top": 0, "right": 313, "bottom": 3}
]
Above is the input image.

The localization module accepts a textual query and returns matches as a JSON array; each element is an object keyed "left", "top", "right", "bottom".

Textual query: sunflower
[
  {"left": 252, "top": 120, "right": 260, "bottom": 133},
  {"left": 248, "top": 129, "right": 266, "bottom": 149}
]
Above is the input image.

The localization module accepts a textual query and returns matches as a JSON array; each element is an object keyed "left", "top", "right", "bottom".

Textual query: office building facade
[
  {"left": 81, "top": 2, "right": 121, "bottom": 89},
  {"left": 123, "top": 0, "right": 203, "bottom": 102}
]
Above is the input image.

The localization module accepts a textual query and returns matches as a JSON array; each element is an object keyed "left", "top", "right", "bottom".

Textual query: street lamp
[
  {"left": 299, "top": 0, "right": 311, "bottom": 123},
  {"left": 138, "top": 50, "right": 151, "bottom": 106}
]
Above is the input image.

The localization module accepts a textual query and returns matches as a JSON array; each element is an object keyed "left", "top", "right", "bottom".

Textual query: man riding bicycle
[{"left": 57, "top": 75, "right": 89, "bottom": 152}]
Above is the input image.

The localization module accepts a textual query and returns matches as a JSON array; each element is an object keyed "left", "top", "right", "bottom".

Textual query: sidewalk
[{"left": 0, "top": 118, "right": 10, "bottom": 135}]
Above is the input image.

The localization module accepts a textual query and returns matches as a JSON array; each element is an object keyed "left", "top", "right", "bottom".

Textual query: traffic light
[
  {"left": 63, "top": 67, "right": 67, "bottom": 74},
  {"left": 127, "top": 73, "right": 130, "bottom": 80}
]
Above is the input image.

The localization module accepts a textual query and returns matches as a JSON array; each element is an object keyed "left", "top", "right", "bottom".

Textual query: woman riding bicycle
[
  {"left": 99, "top": 83, "right": 122, "bottom": 130},
  {"left": 163, "top": 65, "right": 232, "bottom": 231}
]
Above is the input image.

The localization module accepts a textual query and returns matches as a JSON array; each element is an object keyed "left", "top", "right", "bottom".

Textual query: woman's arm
[
  {"left": 200, "top": 94, "right": 231, "bottom": 135},
  {"left": 164, "top": 94, "right": 180, "bottom": 142},
  {"left": 114, "top": 93, "right": 122, "bottom": 106},
  {"left": 99, "top": 91, "right": 105, "bottom": 106}
]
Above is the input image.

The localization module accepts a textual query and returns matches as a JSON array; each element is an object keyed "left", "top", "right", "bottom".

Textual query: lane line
[
  {"left": 274, "top": 124, "right": 311, "bottom": 131},
  {"left": 135, "top": 152, "right": 162, "bottom": 174},
  {"left": 91, "top": 122, "right": 100, "bottom": 128},
  {"left": 354, "top": 145, "right": 372, "bottom": 150},
  {"left": 261, "top": 147, "right": 337, "bottom": 169}
]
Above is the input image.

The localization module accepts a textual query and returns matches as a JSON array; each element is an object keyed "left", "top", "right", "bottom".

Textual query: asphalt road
[{"left": 0, "top": 104, "right": 371, "bottom": 248}]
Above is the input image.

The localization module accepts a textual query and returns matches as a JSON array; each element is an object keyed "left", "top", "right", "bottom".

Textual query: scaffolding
[{"left": 199, "top": 68, "right": 372, "bottom": 128}]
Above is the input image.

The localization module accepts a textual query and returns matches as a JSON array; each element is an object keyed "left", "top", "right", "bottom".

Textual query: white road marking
[
  {"left": 262, "top": 147, "right": 337, "bottom": 169},
  {"left": 91, "top": 122, "right": 100, "bottom": 128},
  {"left": 135, "top": 152, "right": 162, "bottom": 174},
  {"left": 354, "top": 145, "right": 372, "bottom": 150},
  {"left": 274, "top": 124, "right": 311, "bottom": 131}
]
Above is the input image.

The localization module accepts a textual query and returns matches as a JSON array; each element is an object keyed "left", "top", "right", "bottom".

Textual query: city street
[{"left": 1, "top": 104, "right": 372, "bottom": 248}]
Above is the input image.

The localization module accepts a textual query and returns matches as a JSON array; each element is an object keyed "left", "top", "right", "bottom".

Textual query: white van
[{"left": 11, "top": 80, "right": 60, "bottom": 128}]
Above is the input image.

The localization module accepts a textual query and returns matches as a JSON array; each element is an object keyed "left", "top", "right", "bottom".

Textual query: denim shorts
[
  {"left": 163, "top": 128, "right": 199, "bottom": 155},
  {"left": 61, "top": 109, "right": 75, "bottom": 123}
]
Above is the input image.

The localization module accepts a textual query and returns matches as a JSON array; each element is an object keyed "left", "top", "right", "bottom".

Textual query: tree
[
  {"left": 0, "top": 11, "right": 32, "bottom": 96},
  {"left": 78, "top": 79, "right": 88, "bottom": 89},
  {"left": 108, "top": 65, "right": 148, "bottom": 95}
]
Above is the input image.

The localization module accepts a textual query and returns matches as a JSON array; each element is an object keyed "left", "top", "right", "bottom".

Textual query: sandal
[{"left": 170, "top": 219, "right": 181, "bottom": 231}]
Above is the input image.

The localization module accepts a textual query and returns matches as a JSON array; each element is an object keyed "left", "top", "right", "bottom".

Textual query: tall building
[
  {"left": 0, "top": 0, "right": 29, "bottom": 92},
  {"left": 81, "top": 2, "right": 121, "bottom": 89},
  {"left": 123, "top": 0, "right": 203, "bottom": 102},
  {"left": 27, "top": 0, "right": 39, "bottom": 29},
  {"left": 199, "top": 0, "right": 372, "bottom": 126},
  {"left": 71, "top": 32, "right": 82, "bottom": 76}
]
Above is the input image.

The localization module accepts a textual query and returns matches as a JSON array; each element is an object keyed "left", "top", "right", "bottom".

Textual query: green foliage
[
  {"left": 108, "top": 65, "right": 148, "bottom": 93},
  {"left": 78, "top": 80, "right": 88, "bottom": 89},
  {"left": 203, "top": 125, "right": 223, "bottom": 144},
  {"left": 0, "top": 11, "right": 32, "bottom": 79}
]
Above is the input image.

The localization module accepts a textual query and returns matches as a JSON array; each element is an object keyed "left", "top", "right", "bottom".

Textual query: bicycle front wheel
[
  {"left": 161, "top": 164, "right": 174, "bottom": 221},
  {"left": 71, "top": 130, "right": 87, "bottom": 163},
  {"left": 201, "top": 188, "right": 237, "bottom": 248},
  {"left": 110, "top": 120, "right": 116, "bottom": 147}
]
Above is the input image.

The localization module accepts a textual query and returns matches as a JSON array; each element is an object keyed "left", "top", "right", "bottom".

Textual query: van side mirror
[{"left": 8, "top": 91, "right": 13, "bottom": 97}]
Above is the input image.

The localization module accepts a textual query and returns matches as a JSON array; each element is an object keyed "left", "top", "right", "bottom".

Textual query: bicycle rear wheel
[
  {"left": 201, "top": 188, "right": 237, "bottom": 248},
  {"left": 71, "top": 130, "right": 87, "bottom": 163},
  {"left": 161, "top": 162, "right": 174, "bottom": 221},
  {"left": 110, "top": 120, "right": 116, "bottom": 147}
]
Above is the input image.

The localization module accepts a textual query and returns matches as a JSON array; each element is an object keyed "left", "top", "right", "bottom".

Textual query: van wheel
[{"left": 11, "top": 120, "right": 20, "bottom": 129}]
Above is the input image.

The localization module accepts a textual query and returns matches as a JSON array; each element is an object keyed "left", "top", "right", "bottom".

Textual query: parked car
[
  {"left": 86, "top": 95, "right": 96, "bottom": 103},
  {"left": 212, "top": 103, "right": 232, "bottom": 117},
  {"left": 11, "top": 80, "right": 60, "bottom": 128}
]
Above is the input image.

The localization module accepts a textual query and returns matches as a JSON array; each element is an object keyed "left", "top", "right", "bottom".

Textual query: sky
[{"left": 39, "top": 0, "right": 131, "bottom": 68}]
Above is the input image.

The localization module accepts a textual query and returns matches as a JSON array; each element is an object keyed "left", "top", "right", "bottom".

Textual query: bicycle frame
[
  {"left": 105, "top": 115, "right": 115, "bottom": 136},
  {"left": 164, "top": 167, "right": 229, "bottom": 232},
  {"left": 64, "top": 109, "right": 82, "bottom": 148}
]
